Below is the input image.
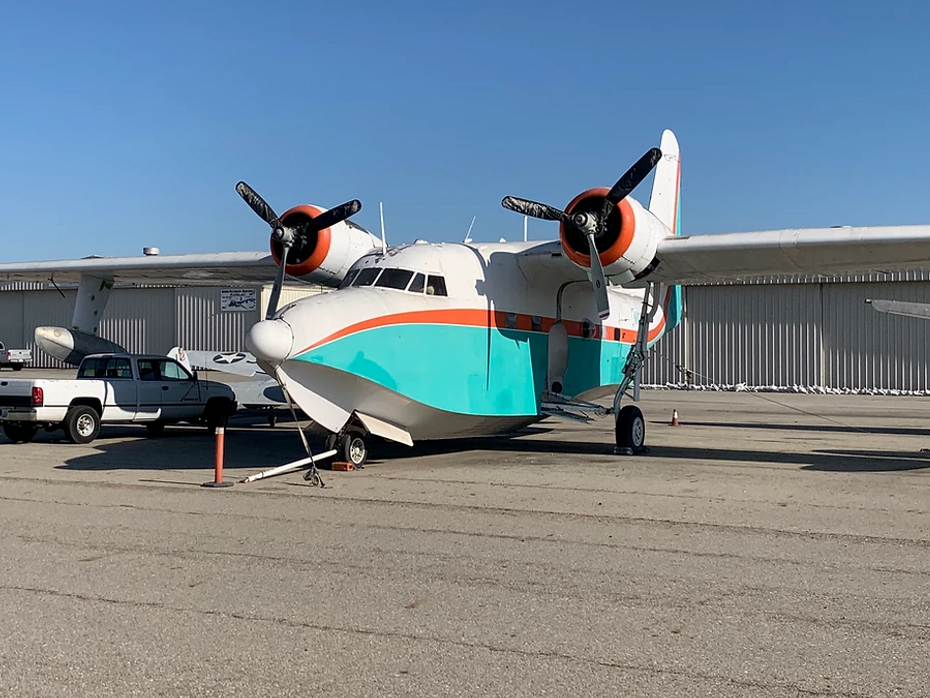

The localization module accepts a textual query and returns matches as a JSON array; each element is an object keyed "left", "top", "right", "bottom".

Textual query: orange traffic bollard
[{"left": 202, "top": 423, "right": 233, "bottom": 488}]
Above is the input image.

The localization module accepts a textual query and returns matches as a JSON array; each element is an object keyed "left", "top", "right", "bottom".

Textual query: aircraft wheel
[
  {"left": 615, "top": 405, "right": 646, "bottom": 453},
  {"left": 267, "top": 410, "right": 277, "bottom": 428},
  {"left": 339, "top": 432, "right": 369, "bottom": 467},
  {"left": 64, "top": 405, "right": 101, "bottom": 444},
  {"left": 3, "top": 422, "right": 38, "bottom": 443}
]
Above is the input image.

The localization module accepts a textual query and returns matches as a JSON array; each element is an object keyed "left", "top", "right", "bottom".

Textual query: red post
[{"left": 202, "top": 422, "right": 233, "bottom": 488}]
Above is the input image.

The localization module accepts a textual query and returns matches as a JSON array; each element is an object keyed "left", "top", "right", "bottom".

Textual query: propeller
[
  {"left": 236, "top": 181, "right": 361, "bottom": 319},
  {"left": 501, "top": 147, "right": 662, "bottom": 320}
]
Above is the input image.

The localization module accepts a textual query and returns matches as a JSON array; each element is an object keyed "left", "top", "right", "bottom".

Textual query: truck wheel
[
  {"left": 11, "top": 364, "right": 23, "bottom": 371},
  {"left": 146, "top": 422, "right": 165, "bottom": 437},
  {"left": 64, "top": 405, "right": 101, "bottom": 444},
  {"left": 3, "top": 422, "right": 39, "bottom": 443}
]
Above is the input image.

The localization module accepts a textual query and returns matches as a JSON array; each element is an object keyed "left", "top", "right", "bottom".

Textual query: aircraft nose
[
  {"left": 246, "top": 319, "right": 294, "bottom": 364},
  {"left": 35, "top": 326, "right": 69, "bottom": 349}
]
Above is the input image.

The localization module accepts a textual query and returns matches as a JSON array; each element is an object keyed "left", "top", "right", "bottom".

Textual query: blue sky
[{"left": 2, "top": 0, "right": 929, "bottom": 261}]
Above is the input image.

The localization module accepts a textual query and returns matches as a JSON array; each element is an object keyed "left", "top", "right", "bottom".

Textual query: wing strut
[{"left": 611, "top": 283, "right": 663, "bottom": 413}]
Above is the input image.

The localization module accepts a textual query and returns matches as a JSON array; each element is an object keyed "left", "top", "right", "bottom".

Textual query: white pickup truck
[
  {"left": 0, "top": 353, "right": 237, "bottom": 444},
  {"left": 0, "top": 342, "right": 31, "bottom": 371}
]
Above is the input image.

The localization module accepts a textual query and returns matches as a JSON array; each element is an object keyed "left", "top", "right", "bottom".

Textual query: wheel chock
[{"left": 331, "top": 461, "right": 355, "bottom": 471}]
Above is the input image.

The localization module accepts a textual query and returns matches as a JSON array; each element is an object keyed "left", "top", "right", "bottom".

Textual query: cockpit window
[
  {"left": 352, "top": 268, "right": 381, "bottom": 287},
  {"left": 426, "top": 275, "right": 447, "bottom": 297},
  {"left": 375, "top": 268, "right": 414, "bottom": 290},
  {"left": 408, "top": 272, "right": 425, "bottom": 293},
  {"left": 340, "top": 269, "right": 360, "bottom": 289}
]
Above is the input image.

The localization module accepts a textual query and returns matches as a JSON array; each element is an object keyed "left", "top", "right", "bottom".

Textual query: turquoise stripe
[{"left": 295, "top": 324, "right": 633, "bottom": 417}]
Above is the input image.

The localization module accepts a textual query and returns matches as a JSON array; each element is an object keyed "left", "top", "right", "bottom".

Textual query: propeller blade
[
  {"left": 501, "top": 196, "right": 567, "bottom": 222},
  {"left": 236, "top": 181, "right": 280, "bottom": 228},
  {"left": 601, "top": 147, "right": 663, "bottom": 220},
  {"left": 586, "top": 233, "right": 611, "bottom": 320},
  {"left": 307, "top": 199, "right": 362, "bottom": 231},
  {"left": 265, "top": 243, "right": 290, "bottom": 320}
]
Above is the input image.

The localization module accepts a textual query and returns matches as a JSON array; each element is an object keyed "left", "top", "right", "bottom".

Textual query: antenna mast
[{"left": 379, "top": 202, "right": 387, "bottom": 254}]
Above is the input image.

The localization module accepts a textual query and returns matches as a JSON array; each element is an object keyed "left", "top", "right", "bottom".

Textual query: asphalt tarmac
[{"left": 2, "top": 384, "right": 930, "bottom": 697}]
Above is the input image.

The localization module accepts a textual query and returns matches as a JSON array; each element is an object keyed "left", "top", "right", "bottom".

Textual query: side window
[
  {"left": 426, "top": 275, "right": 447, "bottom": 297},
  {"left": 137, "top": 360, "right": 159, "bottom": 381},
  {"left": 375, "top": 269, "right": 414, "bottom": 290},
  {"left": 339, "top": 269, "right": 359, "bottom": 289},
  {"left": 160, "top": 360, "right": 191, "bottom": 381},
  {"left": 352, "top": 268, "right": 381, "bottom": 287},
  {"left": 105, "top": 358, "right": 132, "bottom": 379},
  {"left": 408, "top": 273, "right": 425, "bottom": 293},
  {"left": 78, "top": 358, "right": 103, "bottom": 378}
]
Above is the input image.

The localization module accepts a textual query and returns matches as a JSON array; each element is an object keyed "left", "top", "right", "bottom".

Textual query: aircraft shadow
[
  {"left": 52, "top": 421, "right": 930, "bottom": 475},
  {"left": 684, "top": 421, "right": 930, "bottom": 438},
  {"left": 645, "top": 445, "right": 930, "bottom": 473}
]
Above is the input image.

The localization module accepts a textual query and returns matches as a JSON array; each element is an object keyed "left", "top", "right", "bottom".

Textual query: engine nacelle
[
  {"left": 559, "top": 188, "right": 670, "bottom": 284},
  {"left": 271, "top": 205, "right": 381, "bottom": 287}
]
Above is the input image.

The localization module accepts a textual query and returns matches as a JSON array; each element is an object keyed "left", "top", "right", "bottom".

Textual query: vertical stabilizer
[
  {"left": 648, "top": 129, "right": 681, "bottom": 233},
  {"left": 649, "top": 130, "right": 683, "bottom": 330}
]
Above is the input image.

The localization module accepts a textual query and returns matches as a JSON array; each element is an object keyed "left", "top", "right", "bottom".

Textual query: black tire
[
  {"left": 204, "top": 399, "right": 232, "bottom": 431},
  {"left": 615, "top": 405, "right": 646, "bottom": 452},
  {"left": 64, "top": 405, "right": 101, "bottom": 444},
  {"left": 3, "top": 422, "right": 38, "bottom": 443},
  {"left": 146, "top": 422, "right": 165, "bottom": 437},
  {"left": 339, "top": 431, "right": 369, "bottom": 467},
  {"left": 267, "top": 410, "right": 277, "bottom": 428},
  {"left": 11, "top": 364, "right": 23, "bottom": 371}
]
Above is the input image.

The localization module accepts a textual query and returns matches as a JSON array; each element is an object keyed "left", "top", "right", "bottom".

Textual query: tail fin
[
  {"left": 167, "top": 346, "right": 192, "bottom": 372},
  {"left": 649, "top": 129, "right": 683, "bottom": 330}
]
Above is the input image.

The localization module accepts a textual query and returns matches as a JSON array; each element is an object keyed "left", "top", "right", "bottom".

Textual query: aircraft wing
[
  {"left": 516, "top": 226, "right": 930, "bottom": 286},
  {"left": 0, "top": 251, "right": 280, "bottom": 285},
  {"left": 182, "top": 349, "right": 265, "bottom": 378},
  {"left": 645, "top": 226, "right": 930, "bottom": 283},
  {"left": 866, "top": 299, "right": 930, "bottom": 320}
]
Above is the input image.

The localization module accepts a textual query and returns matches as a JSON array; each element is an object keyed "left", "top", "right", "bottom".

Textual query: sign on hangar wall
[{"left": 220, "top": 288, "right": 257, "bottom": 311}]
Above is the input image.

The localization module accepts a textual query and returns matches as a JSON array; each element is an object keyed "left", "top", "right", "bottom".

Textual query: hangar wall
[
  {"left": 0, "top": 285, "right": 325, "bottom": 369},
  {"left": 645, "top": 275, "right": 930, "bottom": 390},
  {"left": 3, "top": 277, "right": 930, "bottom": 390}
]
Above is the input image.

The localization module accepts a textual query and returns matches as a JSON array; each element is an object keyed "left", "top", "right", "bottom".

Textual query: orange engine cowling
[
  {"left": 270, "top": 205, "right": 381, "bottom": 287},
  {"left": 559, "top": 188, "right": 669, "bottom": 283}
]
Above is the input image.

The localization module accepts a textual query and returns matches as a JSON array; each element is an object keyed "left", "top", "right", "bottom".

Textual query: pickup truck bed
[
  {"left": 0, "top": 352, "right": 236, "bottom": 444},
  {"left": 0, "top": 343, "right": 31, "bottom": 370}
]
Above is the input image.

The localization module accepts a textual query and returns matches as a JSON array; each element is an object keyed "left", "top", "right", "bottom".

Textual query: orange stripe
[{"left": 297, "top": 308, "right": 666, "bottom": 355}]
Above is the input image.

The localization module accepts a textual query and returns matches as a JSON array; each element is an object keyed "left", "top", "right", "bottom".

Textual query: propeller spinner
[
  {"left": 236, "top": 182, "right": 362, "bottom": 319},
  {"left": 501, "top": 147, "right": 662, "bottom": 319}
]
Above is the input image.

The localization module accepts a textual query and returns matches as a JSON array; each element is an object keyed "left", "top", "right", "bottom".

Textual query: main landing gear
[
  {"left": 610, "top": 282, "right": 662, "bottom": 455},
  {"left": 323, "top": 426, "right": 370, "bottom": 469}
]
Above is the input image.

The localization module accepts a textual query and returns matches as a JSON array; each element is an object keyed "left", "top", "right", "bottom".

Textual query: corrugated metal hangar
[
  {"left": 0, "top": 284, "right": 325, "bottom": 369},
  {"left": 645, "top": 271, "right": 930, "bottom": 391},
  {"left": 2, "top": 273, "right": 930, "bottom": 390}
]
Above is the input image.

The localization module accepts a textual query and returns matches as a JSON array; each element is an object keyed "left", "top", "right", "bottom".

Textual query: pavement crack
[{"left": 0, "top": 583, "right": 871, "bottom": 697}]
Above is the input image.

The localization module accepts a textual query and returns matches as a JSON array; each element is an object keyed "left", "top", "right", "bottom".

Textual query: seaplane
[{"left": 5, "top": 129, "right": 930, "bottom": 483}]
